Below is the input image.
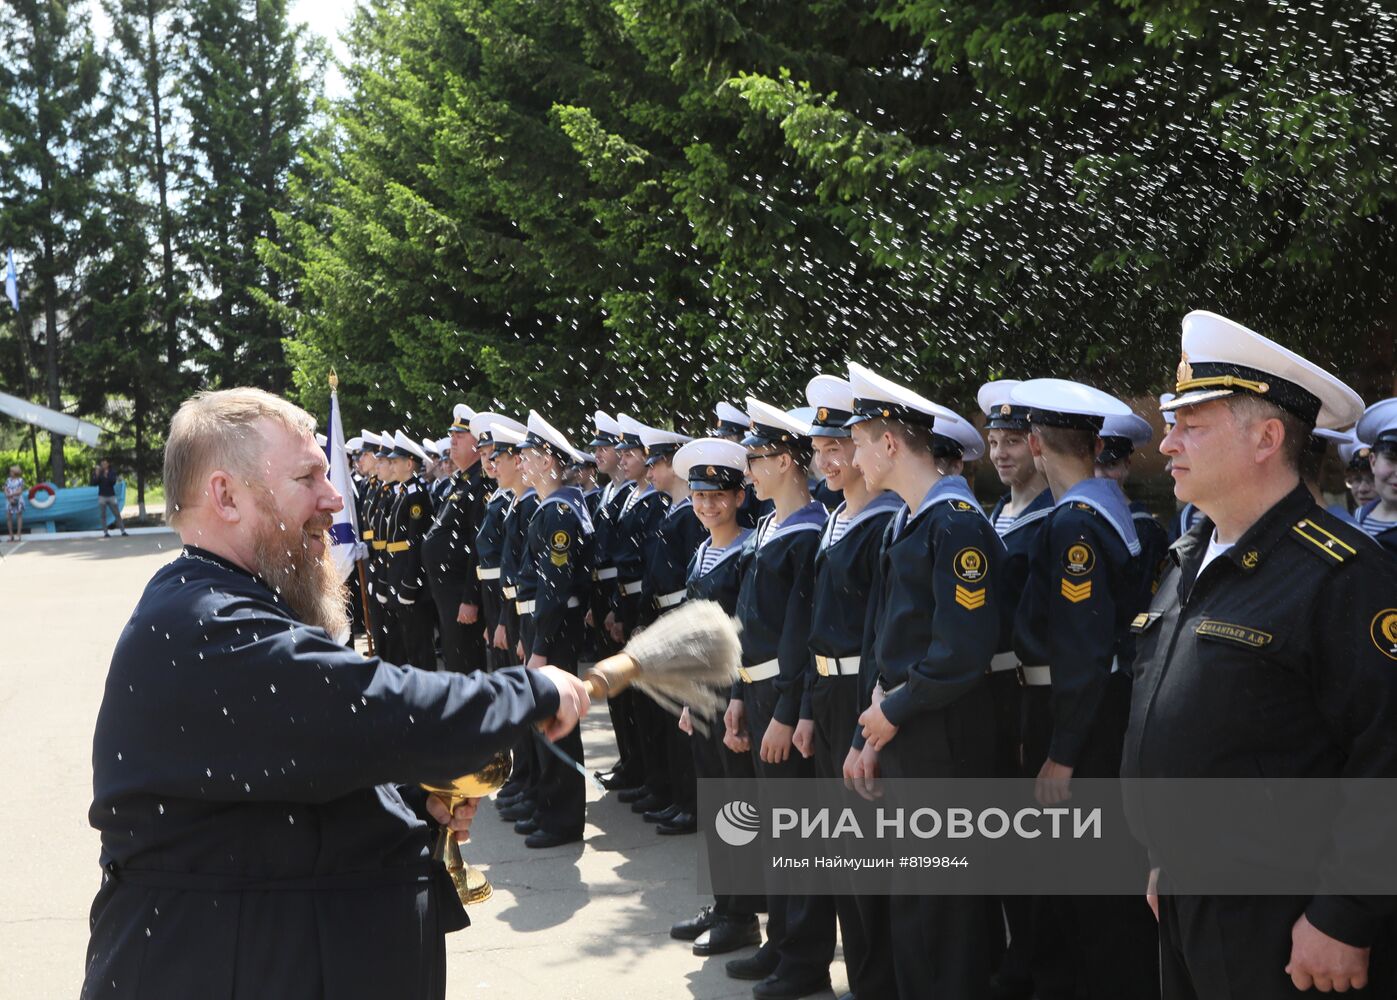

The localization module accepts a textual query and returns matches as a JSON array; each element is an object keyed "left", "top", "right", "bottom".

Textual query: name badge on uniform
[{"left": 1195, "top": 619, "right": 1272, "bottom": 649}]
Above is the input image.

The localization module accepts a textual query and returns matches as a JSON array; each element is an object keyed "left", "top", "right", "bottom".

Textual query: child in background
[{"left": 5, "top": 465, "right": 25, "bottom": 541}]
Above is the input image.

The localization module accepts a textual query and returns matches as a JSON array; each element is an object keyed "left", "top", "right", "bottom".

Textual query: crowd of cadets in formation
[{"left": 333, "top": 324, "right": 1397, "bottom": 1000}]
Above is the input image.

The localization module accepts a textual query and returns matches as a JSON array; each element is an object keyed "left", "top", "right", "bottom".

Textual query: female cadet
[
  {"left": 639, "top": 424, "right": 705, "bottom": 834},
  {"left": 845, "top": 362, "right": 1004, "bottom": 1000},
  {"left": 668, "top": 437, "right": 765, "bottom": 958},
  {"left": 471, "top": 412, "right": 525, "bottom": 672},
  {"left": 802, "top": 374, "right": 902, "bottom": 1000},
  {"left": 510, "top": 411, "right": 595, "bottom": 848},
  {"left": 723, "top": 398, "right": 837, "bottom": 1000}
]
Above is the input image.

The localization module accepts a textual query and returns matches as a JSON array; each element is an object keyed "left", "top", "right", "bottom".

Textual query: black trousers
[
  {"left": 691, "top": 697, "right": 764, "bottom": 919},
  {"left": 744, "top": 676, "right": 837, "bottom": 983},
  {"left": 384, "top": 599, "right": 435, "bottom": 670},
  {"left": 631, "top": 689, "right": 672, "bottom": 803},
  {"left": 1022, "top": 673, "right": 1159, "bottom": 1000},
  {"left": 878, "top": 682, "right": 997, "bottom": 1000},
  {"left": 667, "top": 706, "right": 697, "bottom": 812},
  {"left": 523, "top": 612, "right": 586, "bottom": 837},
  {"left": 480, "top": 583, "right": 510, "bottom": 671},
  {"left": 1160, "top": 891, "right": 1392, "bottom": 1000},
  {"left": 431, "top": 586, "right": 485, "bottom": 673},
  {"left": 987, "top": 668, "right": 1031, "bottom": 983},
  {"left": 811, "top": 675, "right": 895, "bottom": 999}
]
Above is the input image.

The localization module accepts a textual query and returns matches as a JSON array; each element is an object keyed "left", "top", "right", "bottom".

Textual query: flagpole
[{"left": 329, "top": 370, "right": 377, "bottom": 657}]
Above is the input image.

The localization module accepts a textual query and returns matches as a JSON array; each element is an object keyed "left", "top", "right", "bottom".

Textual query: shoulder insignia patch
[
  {"left": 1292, "top": 518, "right": 1356, "bottom": 563},
  {"left": 953, "top": 546, "right": 988, "bottom": 584},
  {"left": 448, "top": 492, "right": 461, "bottom": 502},
  {"left": 954, "top": 584, "right": 985, "bottom": 610},
  {"left": 1371, "top": 609, "right": 1397, "bottom": 661},
  {"left": 952, "top": 500, "right": 974, "bottom": 512},
  {"left": 1074, "top": 502, "right": 1095, "bottom": 513},
  {"left": 409, "top": 503, "right": 424, "bottom": 519},
  {"left": 1062, "top": 542, "right": 1095, "bottom": 576},
  {"left": 1060, "top": 578, "right": 1092, "bottom": 603},
  {"left": 550, "top": 529, "right": 571, "bottom": 566}
]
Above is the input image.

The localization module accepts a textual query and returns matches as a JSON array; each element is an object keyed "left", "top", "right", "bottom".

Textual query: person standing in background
[{"left": 92, "top": 459, "right": 128, "bottom": 538}]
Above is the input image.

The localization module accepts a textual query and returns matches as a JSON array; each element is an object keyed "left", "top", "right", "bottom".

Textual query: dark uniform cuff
[
  {"left": 1305, "top": 896, "right": 1379, "bottom": 948},
  {"left": 773, "top": 692, "right": 801, "bottom": 728},
  {"left": 521, "top": 666, "right": 563, "bottom": 722},
  {"left": 1047, "top": 728, "right": 1086, "bottom": 769}
]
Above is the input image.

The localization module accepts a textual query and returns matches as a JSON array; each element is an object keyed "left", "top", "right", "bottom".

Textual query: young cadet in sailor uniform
[
  {"left": 470, "top": 413, "right": 523, "bottom": 672},
  {"left": 975, "top": 381, "right": 1052, "bottom": 1000},
  {"left": 1355, "top": 398, "right": 1397, "bottom": 557},
  {"left": 801, "top": 375, "right": 900, "bottom": 1000},
  {"left": 366, "top": 431, "right": 400, "bottom": 660},
  {"left": 844, "top": 363, "right": 1002, "bottom": 1000},
  {"left": 354, "top": 431, "right": 389, "bottom": 653},
  {"left": 1338, "top": 431, "right": 1379, "bottom": 510},
  {"left": 638, "top": 423, "right": 705, "bottom": 835},
  {"left": 610, "top": 415, "right": 674, "bottom": 817},
  {"left": 1096, "top": 411, "right": 1173, "bottom": 601},
  {"left": 714, "top": 400, "right": 774, "bottom": 528},
  {"left": 586, "top": 411, "right": 643, "bottom": 791},
  {"left": 1008, "top": 378, "right": 1158, "bottom": 1000},
  {"left": 383, "top": 431, "right": 440, "bottom": 671},
  {"left": 1122, "top": 311, "right": 1397, "bottom": 1000},
  {"left": 422, "top": 405, "right": 490, "bottom": 674},
  {"left": 492, "top": 424, "right": 545, "bottom": 821},
  {"left": 509, "top": 412, "right": 595, "bottom": 848},
  {"left": 668, "top": 438, "right": 766, "bottom": 958},
  {"left": 723, "top": 397, "right": 836, "bottom": 1000}
]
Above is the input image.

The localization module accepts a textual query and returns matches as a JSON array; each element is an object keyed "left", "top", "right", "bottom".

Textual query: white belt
[
  {"left": 1020, "top": 657, "right": 1119, "bottom": 688},
  {"left": 516, "top": 596, "right": 581, "bottom": 615},
  {"left": 593, "top": 567, "right": 618, "bottom": 581},
  {"left": 477, "top": 566, "right": 501, "bottom": 580},
  {"left": 619, "top": 580, "right": 644, "bottom": 596},
  {"left": 989, "top": 651, "right": 1019, "bottom": 674},
  {"left": 502, "top": 585, "right": 517, "bottom": 599},
  {"left": 815, "top": 654, "right": 860, "bottom": 677},
  {"left": 654, "top": 589, "right": 686, "bottom": 609},
  {"left": 738, "top": 658, "right": 780, "bottom": 683}
]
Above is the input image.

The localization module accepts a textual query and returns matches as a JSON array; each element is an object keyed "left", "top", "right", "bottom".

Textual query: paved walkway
[{"left": 0, "top": 534, "right": 846, "bottom": 999}]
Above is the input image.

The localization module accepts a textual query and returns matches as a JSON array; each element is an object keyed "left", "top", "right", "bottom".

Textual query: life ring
[{"left": 27, "top": 483, "right": 56, "bottom": 510}]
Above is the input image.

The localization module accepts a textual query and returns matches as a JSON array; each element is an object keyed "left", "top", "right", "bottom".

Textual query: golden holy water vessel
[{"left": 421, "top": 749, "right": 513, "bottom": 906}]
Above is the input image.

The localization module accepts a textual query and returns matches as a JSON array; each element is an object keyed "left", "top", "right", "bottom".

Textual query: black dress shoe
[
  {"left": 751, "top": 973, "right": 832, "bottom": 999},
  {"left": 669, "top": 904, "right": 716, "bottom": 941},
  {"left": 513, "top": 817, "right": 540, "bottom": 835},
  {"left": 656, "top": 811, "right": 697, "bottom": 835},
  {"left": 524, "top": 828, "right": 583, "bottom": 849},
  {"left": 616, "top": 785, "right": 651, "bottom": 804},
  {"left": 643, "top": 803, "right": 682, "bottom": 824},
  {"left": 598, "top": 770, "right": 643, "bottom": 791},
  {"left": 630, "top": 793, "right": 670, "bottom": 814},
  {"left": 692, "top": 915, "right": 760, "bottom": 955},
  {"left": 498, "top": 800, "right": 536, "bottom": 822},
  {"left": 725, "top": 946, "right": 779, "bottom": 981}
]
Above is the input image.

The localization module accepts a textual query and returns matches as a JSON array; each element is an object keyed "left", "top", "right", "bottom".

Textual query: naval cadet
[
  {"left": 470, "top": 413, "right": 524, "bottom": 672},
  {"left": 383, "top": 430, "right": 440, "bottom": 671},
  {"left": 723, "top": 396, "right": 836, "bottom": 1000},
  {"left": 714, "top": 400, "right": 773, "bottom": 527},
  {"left": 845, "top": 362, "right": 1001, "bottom": 1000},
  {"left": 1096, "top": 411, "right": 1173, "bottom": 601},
  {"left": 611, "top": 414, "right": 674, "bottom": 817},
  {"left": 511, "top": 411, "right": 596, "bottom": 848},
  {"left": 669, "top": 438, "right": 765, "bottom": 958},
  {"left": 82, "top": 388, "right": 591, "bottom": 1000},
  {"left": 1122, "top": 310, "right": 1397, "bottom": 998},
  {"left": 638, "top": 422, "right": 705, "bottom": 835},
  {"left": 802, "top": 374, "right": 901, "bottom": 1000},
  {"left": 1355, "top": 398, "right": 1397, "bottom": 556},
  {"left": 1339, "top": 431, "right": 1378, "bottom": 510},
  {"left": 422, "top": 404, "right": 489, "bottom": 673},
  {"left": 1008, "top": 377, "right": 1158, "bottom": 1000},
  {"left": 976, "top": 380, "right": 1052, "bottom": 1000}
]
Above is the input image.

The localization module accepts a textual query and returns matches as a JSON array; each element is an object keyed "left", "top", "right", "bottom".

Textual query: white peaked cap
[
  {"left": 744, "top": 396, "right": 811, "bottom": 440},
  {"left": 435, "top": 437, "right": 452, "bottom": 454},
  {"left": 617, "top": 413, "right": 651, "bottom": 439},
  {"left": 490, "top": 423, "right": 526, "bottom": 447},
  {"left": 524, "top": 409, "right": 581, "bottom": 458},
  {"left": 976, "top": 379, "right": 1020, "bottom": 416},
  {"left": 451, "top": 402, "right": 476, "bottom": 428},
  {"left": 933, "top": 413, "right": 985, "bottom": 462},
  {"left": 1159, "top": 393, "right": 1178, "bottom": 427},
  {"left": 360, "top": 429, "right": 382, "bottom": 446},
  {"left": 638, "top": 424, "right": 692, "bottom": 450},
  {"left": 805, "top": 374, "right": 853, "bottom": 411},
  {"left": 714, "top": 401, "right": 750, "bottom": 426},
  {"left": 846, "top": 361, "right": 962, "bottom": 427},
  {"left": 1100, "top": 413, "right": 1154, "bottom": 446},
  {"left": 345, "top": 436, "right": 364, "bottom": 452},
  {"left": 471, "top": 411, "right": 524, "bottom": 440},
  {"left": 393, "top": 430, "right": 427, "bottom": 462},
  {"left": 594, "top": 411, "right": 622, "bottom": 436},
  {"left": 1160, "top": 310, "right": 1364, "bottom": 430},
  {"left": 1010, "top": 378, "right": 1132, "bottom": 424},
  {"left": 1356, "top": 398, "right": 1397, "bottom": 448}
]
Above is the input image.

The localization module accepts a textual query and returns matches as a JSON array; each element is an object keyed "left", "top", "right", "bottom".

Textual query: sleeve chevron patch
[
  {"left": 1060, "top": 578, "right": 1092, "bottom": 603},
  {"left": 954, "top": 584, "right": 986, "bottom": 610}
]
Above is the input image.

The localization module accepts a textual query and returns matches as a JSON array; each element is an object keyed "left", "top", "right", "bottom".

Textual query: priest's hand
[
  {"left": 535, "top": 664, "right": 591, "bottom": 742},
  {"left": 426, "top": 795, "right": 479, "bottom": 841}
]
